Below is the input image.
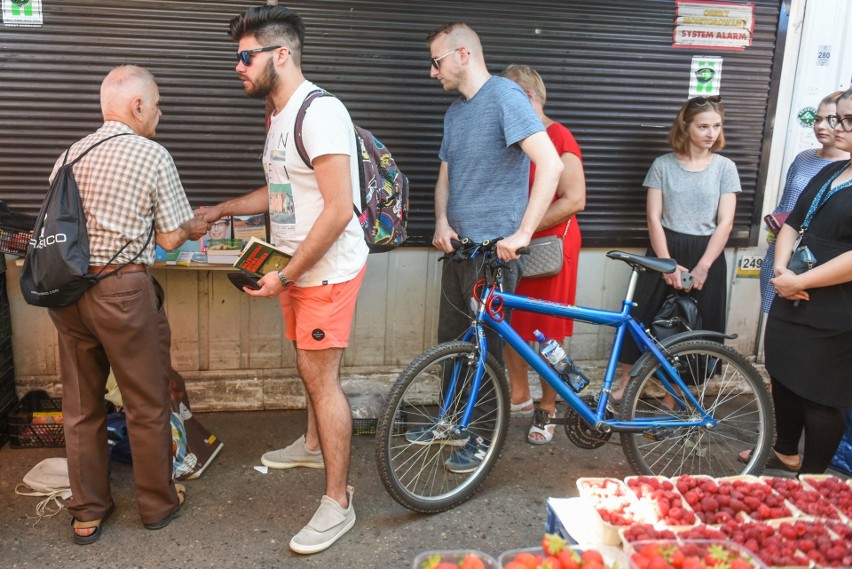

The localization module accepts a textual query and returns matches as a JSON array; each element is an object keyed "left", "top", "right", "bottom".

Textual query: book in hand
[{"left": 233, "top": 236, "right": 291, "bottom": 278}]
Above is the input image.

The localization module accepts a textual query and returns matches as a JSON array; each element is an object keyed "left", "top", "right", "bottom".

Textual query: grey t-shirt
[
  {"left": 643, "top": 152, "right": 741, "bottom": 236},
  {"left": 438, "top": 76, "right": 544, "bottom": 241}
]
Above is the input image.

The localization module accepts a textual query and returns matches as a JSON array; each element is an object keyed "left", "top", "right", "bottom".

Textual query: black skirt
[{"left": 619, "top": 229, "right": 728, "bottom": 364}]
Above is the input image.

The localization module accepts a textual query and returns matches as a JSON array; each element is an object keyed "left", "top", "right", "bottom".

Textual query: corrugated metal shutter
[{"left": 0, "top": 0, "right": 784, "bottom": 247}]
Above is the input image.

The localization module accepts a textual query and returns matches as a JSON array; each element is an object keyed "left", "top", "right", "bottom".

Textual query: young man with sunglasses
[
  {"left": 197, "top": 6, "right": 366, "bottom": 554},
  {"left": 420, "top": 22, "right": 563, "bottom": 472}
]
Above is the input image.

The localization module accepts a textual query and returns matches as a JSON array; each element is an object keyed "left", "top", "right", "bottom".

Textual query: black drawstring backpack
[{"left": 20, "top": 133, "right": 151, "bottom": 308}]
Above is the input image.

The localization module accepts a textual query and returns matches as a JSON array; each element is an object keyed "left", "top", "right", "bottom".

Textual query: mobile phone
[
  {"left": 227, "top": 271, "right": 261, "bottom": 291},
  {"left": 680, "top": 271, "right": 694, "bottom": 291}
]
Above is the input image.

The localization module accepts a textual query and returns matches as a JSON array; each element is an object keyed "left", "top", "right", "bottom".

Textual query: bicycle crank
[{"left": 564, "top": 396, "right": 613, "bottom": 449}]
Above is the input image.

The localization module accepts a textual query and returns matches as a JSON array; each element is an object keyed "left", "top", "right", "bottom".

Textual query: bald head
[{"left": 100, "top": 65, "right": 161, "bottom": 138}]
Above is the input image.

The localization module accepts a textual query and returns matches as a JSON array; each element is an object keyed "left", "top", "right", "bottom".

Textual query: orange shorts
[{"left": 279, "top": 265, "right": 366, "bottom": 350}]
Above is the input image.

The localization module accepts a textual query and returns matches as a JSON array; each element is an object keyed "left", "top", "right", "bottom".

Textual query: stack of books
[{"left": 205, "top": 239, "right": 244, "bottom": 265}]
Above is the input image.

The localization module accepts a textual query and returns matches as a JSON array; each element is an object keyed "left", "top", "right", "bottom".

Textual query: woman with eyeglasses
[
  {"left": 759, "top": 91, "right": 849, "bottom": 315},
  {"left": 611, "top": 95, "right": 741, "bottom": 405},
  {"left": 752, "top": 87, "right": 852, "bottom": 474}
]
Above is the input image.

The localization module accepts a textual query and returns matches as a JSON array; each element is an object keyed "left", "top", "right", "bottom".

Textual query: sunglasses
[
  {"left": 690, "top": 95, "right": 722, "bottom": 106},
  {"left": 430, "top": 48, "right": 461, "bottom": 70},
  {"left": 236, "top": 45, "right": 282, "bottom": 66}
]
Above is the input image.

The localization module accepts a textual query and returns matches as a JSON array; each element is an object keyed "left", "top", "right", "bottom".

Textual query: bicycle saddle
[{"left": 606, "top": 250, "right": 677, "bottom": 274}]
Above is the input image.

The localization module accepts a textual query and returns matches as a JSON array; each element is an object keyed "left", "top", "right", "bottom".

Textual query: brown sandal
[
  {"left": 144, "top": 483, "right": 186, "bottom": 530},
  {"left": 72, "top": 502, "right": 115, "bottom": 545}
]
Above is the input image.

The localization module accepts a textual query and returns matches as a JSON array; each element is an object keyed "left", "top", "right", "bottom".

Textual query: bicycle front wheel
[
  {"left": 620, "top": 339, "right": 773, "bottom": 477},
  {"left": 375, "top": 341, "right": 509, "bottom": 513}
]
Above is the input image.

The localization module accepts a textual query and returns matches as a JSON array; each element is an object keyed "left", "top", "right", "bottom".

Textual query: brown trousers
[{"left": 49, "top": 271, "right": 179, "bottom": 525}]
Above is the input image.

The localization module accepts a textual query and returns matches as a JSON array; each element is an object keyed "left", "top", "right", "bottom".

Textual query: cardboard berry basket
[
  {"left": 624, "top": 475, "right": 700, "bottom": 530},
  {"left": 764, "top": 518, "right": 852, "bottom": 568},
  {"left": 498, "top": 544, "right": 629, "bottom": 569},
  {"left": 576, "top": 477, "right": 650, "bottom": 545},
  {"left": 625, "top": 539, "right": 769, "bottom": 569},
  {"left": 798, "top": 475, "right": 852, "bottom": 520},
  {"left": 411, "top": 549, "right": 498, "bottom": 569},
  {"left": 759, "top": 476, "right": 841, "bottom": 522},
  {"left": 714, "top": 476, "right": 794, "bottom": 523}
]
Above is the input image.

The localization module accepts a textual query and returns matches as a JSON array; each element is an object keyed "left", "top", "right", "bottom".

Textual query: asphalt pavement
[{"left": 1, "top": 408, "right": 638, "bottom": 568}]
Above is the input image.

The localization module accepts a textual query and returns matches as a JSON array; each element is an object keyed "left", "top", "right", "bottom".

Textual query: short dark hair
[{"left": 229, "top": 6, "right": 306, "bottom": 65}]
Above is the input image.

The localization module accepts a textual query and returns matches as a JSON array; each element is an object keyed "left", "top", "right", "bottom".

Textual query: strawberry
[
  {"left": 503, "top": 563, "right": 528, "bottom": 569},
  {"left": 556, "top": 550, "right": 580, "bottom": 569},
  {"left": 542, "top": 533, "right": 567, "bottom": 556},
  {"left": 458, "top": 553, "right": 485, "bottom": 569},
  {"left": 580, "top": 549, "right": 604, "bottom": 565},
  {"left": 512, "top": 551, "right": 538, "bottom": 569},
  {"left": 537, "top": 556, "right": 563, "bottom": 569}
]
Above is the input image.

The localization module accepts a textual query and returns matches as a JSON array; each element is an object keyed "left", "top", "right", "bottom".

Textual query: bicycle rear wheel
[
  {"left": 375, "top": 341, "right": 509, "bottom": 513},
  {"left": 620, "top": 339, "right": 773, "bottom": 477}
]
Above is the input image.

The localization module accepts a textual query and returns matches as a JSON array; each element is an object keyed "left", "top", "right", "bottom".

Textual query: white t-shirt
[{"left": 263, "top": 80, "right": 368, "bottom": 286}]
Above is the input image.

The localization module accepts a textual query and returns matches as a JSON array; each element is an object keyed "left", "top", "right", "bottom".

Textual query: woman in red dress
[{"left": 501, "top": 65, "right": 586, "bottom": 444}]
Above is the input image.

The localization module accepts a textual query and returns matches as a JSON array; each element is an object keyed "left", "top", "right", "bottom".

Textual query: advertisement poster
[
  {"left": 2, "top": 0, "right": 43, "bottom": 27},
  {"left": 689, "top": 56, "right": 723, "bottom": 98},
  {"left": 673, "top": 0, "right": 754, "bottom": 51}
]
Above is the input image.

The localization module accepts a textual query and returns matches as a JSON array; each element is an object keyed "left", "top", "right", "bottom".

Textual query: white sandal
[
  {"left": 510, "top": 398, "right": 534, "bottom": 418},
  {"left": 527, "top": 408, "right": 556, "bottom": 445}
]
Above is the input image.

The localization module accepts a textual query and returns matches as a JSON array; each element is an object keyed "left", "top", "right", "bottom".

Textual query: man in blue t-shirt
[{"left": 422, "top": 22, "right": 563, "bottom": 473}]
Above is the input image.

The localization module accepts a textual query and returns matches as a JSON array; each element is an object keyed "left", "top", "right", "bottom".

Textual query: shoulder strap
[
  {"left": 293, "top": 89, "right": 332, "bottom": 170},
  {"left": 64, "top": 132, "right": 134, "bottom": 167}
]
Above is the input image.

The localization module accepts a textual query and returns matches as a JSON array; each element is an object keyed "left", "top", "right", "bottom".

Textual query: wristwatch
[{"left": 277, "top": 271, "right": 296, "bottom": 289}]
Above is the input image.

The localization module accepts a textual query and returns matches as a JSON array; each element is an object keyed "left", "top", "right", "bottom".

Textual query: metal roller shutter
[{"left": 0, "top": 0, "right": 785, "bottom": 247}]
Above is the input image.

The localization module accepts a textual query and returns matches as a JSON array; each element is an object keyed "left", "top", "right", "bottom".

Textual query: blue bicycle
[{"left": 375, "top": 239, "right": 773, "bottom": 513}]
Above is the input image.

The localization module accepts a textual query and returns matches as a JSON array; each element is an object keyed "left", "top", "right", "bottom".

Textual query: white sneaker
[
  {"left": 261, "top": 434, "right": 324, "bottom": 469},
  {"left": 289, "top": 486, "right": 356, "bottom": 554}
]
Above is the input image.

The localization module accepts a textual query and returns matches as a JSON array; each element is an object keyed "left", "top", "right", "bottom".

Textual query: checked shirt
[{"left": 49, "top": 121, "right": 193, "bottom": 265}]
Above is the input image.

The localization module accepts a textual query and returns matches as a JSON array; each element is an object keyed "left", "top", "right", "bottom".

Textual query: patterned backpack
[{"left": 294, "top": 89, "right": 409, "bottom": 253}]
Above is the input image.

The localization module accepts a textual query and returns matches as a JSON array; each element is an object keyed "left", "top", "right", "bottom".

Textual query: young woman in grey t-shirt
[{"left": 612, "top": 96, "right": 741, "bottom": 404}]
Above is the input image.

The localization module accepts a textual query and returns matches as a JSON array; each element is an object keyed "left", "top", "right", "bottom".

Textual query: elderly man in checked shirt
[{"left": 45, "top": 65, "right": 209, "bottom": 545}]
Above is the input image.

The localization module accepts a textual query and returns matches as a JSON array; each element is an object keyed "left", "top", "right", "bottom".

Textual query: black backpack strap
[
  {"left": 65, "top": 132, "right": 134, "bottom": 167},
  {"left": 91, "top": 224, "right": 155, "bottom": 278},
  {"left": 293, "top": 89, "right": 332, "bottom": 170}
]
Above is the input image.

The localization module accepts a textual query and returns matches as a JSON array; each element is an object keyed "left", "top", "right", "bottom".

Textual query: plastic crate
[
  {"left": 0, "top": 202, "right": 35, "bottom": 257},
  {"left": 352, "top": 417, "right": 377, "bottom": 436},
  {"left": 9, "top": 394, "right": 65, "bottom": 448}
]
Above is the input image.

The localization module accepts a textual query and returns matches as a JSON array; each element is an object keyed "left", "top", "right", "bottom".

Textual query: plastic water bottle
[{"left": 533, "top": 329, "right": 590, "bottom": 393}]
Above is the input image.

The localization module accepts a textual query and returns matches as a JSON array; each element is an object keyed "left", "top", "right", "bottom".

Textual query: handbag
[
  {"left": 786, "top": 242, "right": 816, "bottom": 275},
  {"left": 650, "top": 292, "right": 701, "bottom": 341},
  {"left": 522, "top": 219, "right": 571, "bottom": 279}
]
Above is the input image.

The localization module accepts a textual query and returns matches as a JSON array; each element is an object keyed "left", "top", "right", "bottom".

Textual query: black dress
[
  {"left": 619, "top": 228, "right": 728, "bottom": 364},
  {"left": 764, "top": 160, "right": 852, "bottom": 409}
]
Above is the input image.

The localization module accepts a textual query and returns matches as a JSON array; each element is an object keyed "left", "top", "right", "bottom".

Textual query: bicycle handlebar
[{"left": 440, "top": 237, "right": 529, "bottom": 263}]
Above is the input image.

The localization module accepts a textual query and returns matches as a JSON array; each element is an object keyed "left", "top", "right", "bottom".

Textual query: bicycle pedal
[{"left": 643, "top": 427, "right": 673, "bottom": 441}]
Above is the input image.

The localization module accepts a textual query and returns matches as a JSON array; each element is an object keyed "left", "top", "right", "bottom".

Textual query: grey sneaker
[
  {"left": 261, "top": 434, "right": 324, "bottom": 469},
  {"left": 289, "top": 486, "right": 356, "bottom": 554}
]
